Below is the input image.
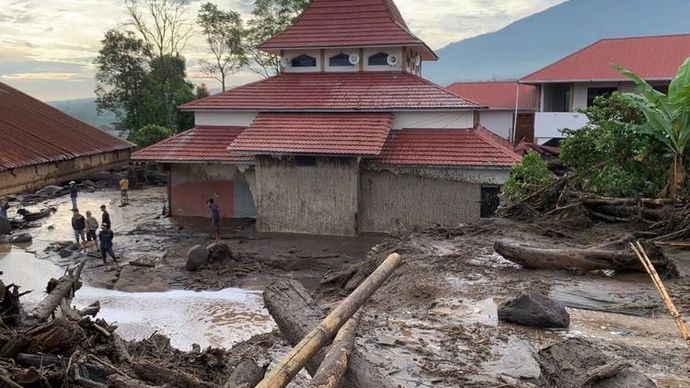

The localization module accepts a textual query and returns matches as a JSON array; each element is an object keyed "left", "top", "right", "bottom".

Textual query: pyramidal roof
[{"left": 259, "top": 0, "right": 437, "bottom": 60}]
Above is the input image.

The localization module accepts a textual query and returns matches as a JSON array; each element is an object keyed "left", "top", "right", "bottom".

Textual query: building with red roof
[
  {"left": 0, "top": 81, "right": 134, "bottom": 196},
  {"left": 520, "top": 33, "right": 690, "bottom": 145},
  {"left": 133, "top": 0, "right": 520, "bottom": 234}
]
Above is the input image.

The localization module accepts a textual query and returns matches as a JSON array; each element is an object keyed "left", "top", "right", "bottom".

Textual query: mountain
[
  {"left": 423, "top": 0, "right": 690, "bottom": 86},
  {"left": 48, "top": 98, "right": 119, "bottom": 132}
]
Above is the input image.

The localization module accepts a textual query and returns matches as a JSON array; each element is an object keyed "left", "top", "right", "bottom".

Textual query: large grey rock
[
  {"left": 207, "top": 242, "right": 232, "bottom": 262},
  {"left": 186, "top": 244, "right": 209, "bottom": 271},
  {"left": 0, "top": 215, "right": 11, "bottom": 235},
  {"left": 498, "top": 293, "right": 570, "bottom": 328}
]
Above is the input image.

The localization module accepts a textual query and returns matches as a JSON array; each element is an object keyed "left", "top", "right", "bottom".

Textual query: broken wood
[
  {"left": 310, "top": 312, "right": 361, "bottom": 388},
  {"left": 630, "top": 241, "right": 690, "bottom": 346},
  {"left": 494, "top": 239, "right": 676, "bottom": 274},
  {"left": 132, "top": 361, "right": 218, "bottom": 388},
  {"left": 258, "top": 253, "right": 401, "bottom": 388},
  {"left": 30, "top": 261, "right": 86, "bottom": 322}
]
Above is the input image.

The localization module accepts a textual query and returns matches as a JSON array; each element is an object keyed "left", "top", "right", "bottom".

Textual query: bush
[
  {"left": 128, "top": 124, "right": 174, "bottom": 148},
  {"left": 503, "top": 151, "right": 552, "bottom": 202},
  {"left": 560, "top": 92, "right": 665, "bottom": 197}
]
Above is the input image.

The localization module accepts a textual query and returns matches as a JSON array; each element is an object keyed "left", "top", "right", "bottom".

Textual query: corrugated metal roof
[
  {"left": 180, "top": 72, "right": 481, "bottom": 111},
  {"left": 446, "top": 82, "right": 538, "bottom": 110},
  {"left": 0, "top": 82, "right": 134, "bottom": 172},
  {"left": 522, "top": 34, "right": 690, "bottom": 83},
  {"left": 229, "top": 113, "right": 393, "bottom": 155},
  {"left": 375, "top": 126, "right": 521, "bottom": 167},
  {"left": 131, "top": 126, "right": 251, "bottom": 163},
  {"left": 259, "top": 0, "right": 436, "bottom": 60}
]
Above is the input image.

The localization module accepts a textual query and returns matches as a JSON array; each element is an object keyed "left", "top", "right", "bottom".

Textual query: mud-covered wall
[
  {"left": 169, "top": 164, "right": 256, "bottom": 219},
  {"left": 253, "top": 156, "right": 359, "bottom": 235},
  {"left": 358, "top": 166, "right": 510, "bottom": 233},
  {"left": 0, "top": 150, "right": 131, "bottom": 196}
]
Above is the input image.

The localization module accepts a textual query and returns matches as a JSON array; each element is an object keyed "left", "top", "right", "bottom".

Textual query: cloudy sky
[{"left": 0, "top": 0, "right": 566, "bottom": 101}]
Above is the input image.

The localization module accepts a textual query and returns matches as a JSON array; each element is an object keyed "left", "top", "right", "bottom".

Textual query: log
[
  {"left": 494, "top": 239, "right": 675, "bottom": 273},
  {"left": 30, "top": 261, "right": 86, "bottom": 322},
  {"left": 16, "top": 352, "right": 66, "bottom": 368},
  {"left": 132, "top": 362, "right": 218, "bottom": 388},
  {"left": 310, "top": 312, "right": 360, "bottom": 388},
  {"left": 225, "top": 358, "right": 267, "bottom": 388},
  {"left": 258, "top": 253, "right": 401, "bottom": 388}
]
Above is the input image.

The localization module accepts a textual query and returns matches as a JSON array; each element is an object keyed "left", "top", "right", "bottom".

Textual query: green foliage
[
  {"left": 560, "top": 92, "right": 666, "bottom": 197},
  {"left": 503, "top": 151, "right": 552, "bottom": 202},
  {"left": 129, "top": 124, "right": 174, "bottom": 148},
  {"left": 195, "top": 83, "right": 210, "bottom": 99}
]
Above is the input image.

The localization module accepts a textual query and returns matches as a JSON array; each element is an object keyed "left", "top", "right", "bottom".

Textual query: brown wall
[
  {"left": 0, "top": 150, "right": 130, "bottom": 196},
  {"left": 358, "top": 168, "right": 485, "bottom": 233},
  {"left": 253, "top": 156, "right": 359, "bottom": 236}
]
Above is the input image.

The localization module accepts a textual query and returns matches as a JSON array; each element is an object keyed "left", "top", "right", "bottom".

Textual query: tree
[
  {"left": 616, "top": 57, "right": 690, "bottom": 199},
  {"left": 129, "top": 124, "right": 174, "bottom": 148},
  {"left": 145, "top": 54, "right": 195, "bottom": 130},
  {"left": 197, "top": 2, "right": 245, "bottom": 91},
  {"left": 124, "top": 0, "right": 193, "bottom": 59},
  {"left": 94, "top": 30, "right": 149, "bottom": 130},
  {"left": 245, "top": 0, "right": 309, "bottom": 77},
  {"left": 195, "top": 83, "right": 210, "bottom": 99},
  {"left": 502, "top": 151, "right": 552, "bottom": 202}
]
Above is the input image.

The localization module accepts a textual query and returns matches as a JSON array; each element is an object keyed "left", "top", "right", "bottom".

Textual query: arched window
[
  {"left": 368, "top": 52, "right": 389, "bottom": 66},
  {"left": 329, "top": 53, "right": 353, "bottom": 67},
  {"left": 291, "top": 54, "right": 316, "bottom": 67}
]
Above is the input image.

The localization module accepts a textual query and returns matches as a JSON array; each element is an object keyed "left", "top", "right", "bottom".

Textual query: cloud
[{"left": 1, "top": 72, "right": 90, "bottom": 81}]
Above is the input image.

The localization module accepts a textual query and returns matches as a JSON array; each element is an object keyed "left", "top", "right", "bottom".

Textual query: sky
[{"left": 0, "top": 0, "right": 566, "bottom": 101}]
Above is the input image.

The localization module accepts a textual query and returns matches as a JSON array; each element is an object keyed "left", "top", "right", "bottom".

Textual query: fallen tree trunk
[
  {"left": 536, "top": 338, "right": 656, "bottom": 387},
  {"left": 310, "top": 312, "right": 360, "bottom": 388},
  {"left": 494, "top": 239, "right": 676, "bottom": 275},
  {"left": 132, "top": 362, "right": 218, "bottom": 388},
  {"left": 30, "top": 261, "right": 86, "bottom": 322},
  {"left": 263, "top": 281, "right": 398, "bottom": 388}
]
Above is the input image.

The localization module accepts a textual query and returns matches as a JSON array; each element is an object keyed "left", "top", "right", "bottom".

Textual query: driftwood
[
  {"left": 310, "top": 312, "right": 361, "bottom": 388},
  {"left": 536, "top": 338, "right": 655, "bottom": 387},
  {"left": 30, "top": 261, "right": 86, "bottom": 322},
  {"left": 132, "top": 361, "right": 218, "bottom": 388},
  {"left": 262, "top": 281, "right": 398, "bottom": 388},
  {"left": 494, "top": 239, "right": 677, "bottom": 276}
]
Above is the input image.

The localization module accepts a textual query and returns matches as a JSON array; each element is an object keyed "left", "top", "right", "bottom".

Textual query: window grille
[{"left": 480, "top": 186, "right": 501, "bottom": 218}]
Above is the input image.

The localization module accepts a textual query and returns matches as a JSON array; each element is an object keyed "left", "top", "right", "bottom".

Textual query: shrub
[
  {"left": 128, "top": 124, "right": 174, "bottom": 148},
  {"left": 503, "top": 151, "right": 552, "bottom": 202}
]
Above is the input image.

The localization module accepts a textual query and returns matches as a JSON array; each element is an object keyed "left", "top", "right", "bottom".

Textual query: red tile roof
[
  {"left": 522, "top": 34, "right": 690, "bottom": 83},
  {"left": 375, "top": 127, "right": 521, "bottom": 167},
  {"left": 259, "top": 0, "right": 436, "bottom": 60},
  {"left": 181, "top": 72, "right": 481, "bottom": 111},
  {"left": 446, "top": 81, "right": 538, "bottom": 110},
  {"left": 132, "top": 126, "right": 251, "bottom": 163},
  {"left": 0, "top": 82, "right": 134, "bottom": 172},
  {"left": 229, "top": 113, "right": 393, "bottom": 156}
]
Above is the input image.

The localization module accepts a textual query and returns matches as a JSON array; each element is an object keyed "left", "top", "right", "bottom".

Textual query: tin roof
[
  {"left": 0, "top": 82, "right": 134, "bottom": 172},
  {"left": 446, "top": 81, "right": 538, "bottom": 110},
  {"left": 259, "top": 0, "right": 436, "bottom": 60},
  {"left": 131, "top": 126, "right": 251, "bottom": 163},
  {"left": 180, "top": 72, "right": 481, "bottom": 111},
  {"left": 521, "top": 34, "right": 690, "bottom": 83},
  {"left": 375, "top": 126, "right": 521, "bottom": 167},
  {"left": 229, "top": 113, "right": 393, "bottom": 156}
]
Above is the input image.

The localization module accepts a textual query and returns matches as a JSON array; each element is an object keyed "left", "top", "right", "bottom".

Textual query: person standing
[
  {"left": 69, "top": 181, "right": 78, "bottom": 209},
  {"left": 0, "top": 198, "right": 9, "bottom": 219},
  {"left": 119, "top": 177, "right": 130, "bottom": 205},
  {"left": 207, "top": 198, "right": 221, "bottom": 242},
  {"left": 85, "top": 210, "right": 99, "bottom": 249},
  {"left": 100, "top": 204, "right": 111, "bottom": 229},
  {"left": 98, "top": 224, "right": 118, "bottom": 265},
  {"left": 71, "top": 209, "right": 86, "bottom": 244}
]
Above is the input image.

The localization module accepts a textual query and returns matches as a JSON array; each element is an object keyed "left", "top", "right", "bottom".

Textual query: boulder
[
  {"left": 186, "top": 244, "right": 209, "bottom": 271},
  {"left": 0, "top": 215, "right": 11, "bottom": 235},
  {"left": 498, "top": 293, "right": 569, "bottom": 328},
  {"left": 35, "top": 185, "right": 65, "bottom": 197},
  {"left": 207, "top": 242, "right": 232, "bottom": 262},
  {"left": 0, "top": 233, "right": 32, "bottom": 244},
  {"left": 59, "top": 248, "right": 73, "bottom": 258}
]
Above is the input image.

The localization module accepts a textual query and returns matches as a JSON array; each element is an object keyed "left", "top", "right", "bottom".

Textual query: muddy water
[{"left": 1, "top": 188, "right": 275, "bottom": 350}]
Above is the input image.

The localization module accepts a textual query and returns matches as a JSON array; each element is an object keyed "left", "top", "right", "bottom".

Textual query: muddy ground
[{"left": 2, "top": 185, "right": 690, "bottom": 387}]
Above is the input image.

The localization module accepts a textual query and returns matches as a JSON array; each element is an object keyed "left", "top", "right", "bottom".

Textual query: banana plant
[{"left": 614, "top": 57, "right": 690, "bottom": 199}]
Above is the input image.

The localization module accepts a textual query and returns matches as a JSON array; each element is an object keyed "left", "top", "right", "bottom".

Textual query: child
[{"left": 98, "top": 224, "right": 118, "bottom": 265}]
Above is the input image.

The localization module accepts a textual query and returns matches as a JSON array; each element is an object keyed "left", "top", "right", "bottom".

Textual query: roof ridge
[
  {"left": 520, "top": 38, "right": 604, "bottom": 82},
  {"left": 598, "top": 32, "right": 690, "bottom": 42},
  {"left": 472, "top": 125, "right": 522, "bottom": 162}
]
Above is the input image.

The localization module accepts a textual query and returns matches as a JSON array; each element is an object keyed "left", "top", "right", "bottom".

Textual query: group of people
[{"left": 70, "top": 182, "right": 118, "bottom": 265}]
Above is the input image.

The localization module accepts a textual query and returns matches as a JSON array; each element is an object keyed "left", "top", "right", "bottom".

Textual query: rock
[
  {"left": 59, "top": 248, "right": 73, "bottom": 258},
  {"left": 186, "top": 244, "right": 209, "bottom": 271},
  {"left": 498, "top": 293, "right": 569, "bottom": 328},
  {"left": 35, "top": 185, "right": 65, "bottom": 197},
  {"left": 207, "top": 242, "right": 232, "bottom": 262},
  {"left": 0, "top": 233, "right": 32, "bottom": 244},
  {"left": 0, "top": 215, "right": 11, "bottom": 234}
]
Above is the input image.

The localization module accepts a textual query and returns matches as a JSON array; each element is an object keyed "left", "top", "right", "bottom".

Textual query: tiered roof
[
  {"left": 259, "top": 0, "right": 436, "bottom": 60},
  {"left": 132, "top": 126, "right": 250, "bottom": 163}
]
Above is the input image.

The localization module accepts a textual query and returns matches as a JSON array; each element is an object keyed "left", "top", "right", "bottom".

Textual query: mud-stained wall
[
  {"left": 169, "top": 164, "right": 256, "bottom": 219},
  {"left": 0, "top": 150, "right": 131, "bottom": 196},
  {"left": 253, "top": 156, "right": 359, "bottom": 236},
  {"left": 358, "top": 166, "right": 510, "bottom": 233}
]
